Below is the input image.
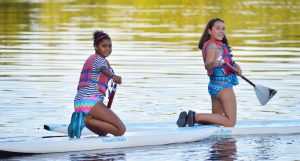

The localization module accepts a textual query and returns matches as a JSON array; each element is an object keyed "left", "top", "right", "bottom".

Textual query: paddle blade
[{"left": 254, "top": 85, "right": 277, "bottom": 105}]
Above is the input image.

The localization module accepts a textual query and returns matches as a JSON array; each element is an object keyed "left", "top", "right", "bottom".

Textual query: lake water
[{"left": 0, "top": 0, "right": 300, "bottom": 160}]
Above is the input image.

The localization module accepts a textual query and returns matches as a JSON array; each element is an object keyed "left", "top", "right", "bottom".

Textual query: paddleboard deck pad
[{"left": 45, "top": 119, "right": 300, "bottom": 136}]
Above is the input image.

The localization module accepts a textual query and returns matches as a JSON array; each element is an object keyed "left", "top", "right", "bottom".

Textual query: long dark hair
[
  {"left": 93, "top": 30, "right": 111, "bottom": 46},
  {"left": 198, "top": 18, "right": 229, "bottom": 50}
]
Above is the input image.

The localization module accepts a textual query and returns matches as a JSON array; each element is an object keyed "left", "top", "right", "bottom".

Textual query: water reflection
[
  {"left": 207, "top": 137, "right": 237, "bottom": 161},
  {"left": 1, "top": 0, "right": 300, "bottom": 48}
]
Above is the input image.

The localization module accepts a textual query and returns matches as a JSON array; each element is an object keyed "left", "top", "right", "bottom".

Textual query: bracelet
[{"left": 111, "top": 75, "right": 115, "bottom": 79}]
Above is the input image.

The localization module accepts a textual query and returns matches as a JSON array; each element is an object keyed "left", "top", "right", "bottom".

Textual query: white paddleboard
[{"left": 0, "top": 125, "right": 217, "bottom": 154}]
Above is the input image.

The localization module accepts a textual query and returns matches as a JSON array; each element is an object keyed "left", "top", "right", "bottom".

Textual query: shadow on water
[
  {"left": 0, "top": 150, "right": 125, "bottom": 160},
  {"left": 69, "top": 152, "right": 126, "bottom": 161},
  {"left": 0, "top": 150, "right": 34, "bottom": 159}
]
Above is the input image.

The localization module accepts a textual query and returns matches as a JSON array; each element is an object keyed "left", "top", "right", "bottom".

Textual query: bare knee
[
  {"left": 224, "top": 122, "right": 236, "bottom": 127},
  {"left": 115, "top": 125, "right": 126, "bottom": 136},
  {"left": 223, "top": 119, "right": 236, "bottom": 127}
]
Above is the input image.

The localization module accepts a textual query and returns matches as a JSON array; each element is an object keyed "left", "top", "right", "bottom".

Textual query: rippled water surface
[{"left": 1, "top": 0, "right": 300, "bottom": 160}]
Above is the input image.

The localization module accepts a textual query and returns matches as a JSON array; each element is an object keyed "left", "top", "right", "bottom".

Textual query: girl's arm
[
  {"left": 204, "top": 43, "right": 221, "bottom": 71},
  {"left": 100, "top": 66, "right": 122, "bottom": 84}
]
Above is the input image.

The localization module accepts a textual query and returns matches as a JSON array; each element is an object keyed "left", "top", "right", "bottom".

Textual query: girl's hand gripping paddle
[{"left": 107, "top": 83, "right": 117, "bottom": 108}]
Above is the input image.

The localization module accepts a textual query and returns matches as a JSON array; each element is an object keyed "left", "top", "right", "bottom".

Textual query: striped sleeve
[{"left": 94, "top": 56, "right": 108, "bottom": 70}]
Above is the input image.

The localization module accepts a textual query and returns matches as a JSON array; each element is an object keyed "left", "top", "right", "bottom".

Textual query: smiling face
[
  {"left": 208, "top": 21, "right": 225, "bottom": 41},
  {"left": 95, "top": 38, "right": 112, "bottom": 57}
]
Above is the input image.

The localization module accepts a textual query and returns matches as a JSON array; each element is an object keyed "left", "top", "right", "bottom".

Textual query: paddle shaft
[
  {"left": 107, "top": 84, "right": 117, "bottom": 108},
  {"left": 223, "top": 62, "right": 277, "bottom": 105},
  {"left": 223, "top": 63, "right": 256, "bottom": 87}
]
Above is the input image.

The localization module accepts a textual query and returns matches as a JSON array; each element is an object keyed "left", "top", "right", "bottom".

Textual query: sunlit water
[{"left": 1, "top": 0, "right": 300, "bottom": 160}]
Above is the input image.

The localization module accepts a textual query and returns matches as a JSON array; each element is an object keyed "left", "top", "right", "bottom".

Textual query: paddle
[
  {"left": 218, "top": 57, "right": 277, "bottom": 105},
  {"left": 107, "top": 83, "right": 117, "bottom": 108}
]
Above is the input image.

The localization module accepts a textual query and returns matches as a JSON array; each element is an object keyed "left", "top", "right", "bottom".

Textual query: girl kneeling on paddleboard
[
  {"left": 68, "top": 31, "right": 126, "bottom": 138},
  {"left": 177, "top": 18, "right": 242, "bottom": 127}
]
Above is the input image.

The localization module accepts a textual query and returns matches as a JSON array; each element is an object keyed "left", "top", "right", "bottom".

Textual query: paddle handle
[
  {"left": 107, "top": 84, "right": 117, "bottom": 108},
  {"left": 223, "top": 62, "right": 256, "bottom": 87}
]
